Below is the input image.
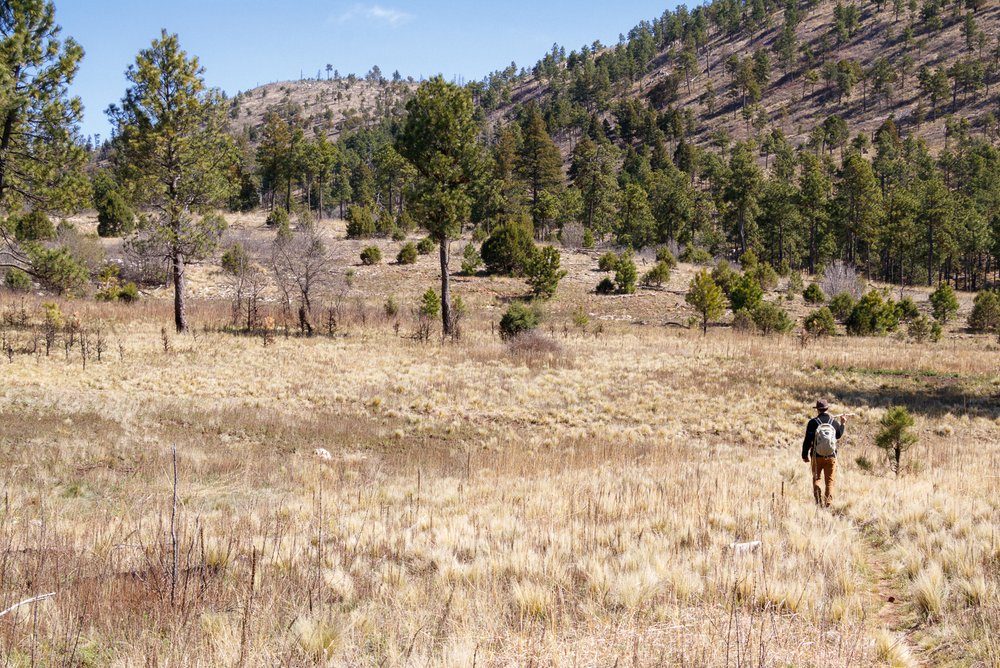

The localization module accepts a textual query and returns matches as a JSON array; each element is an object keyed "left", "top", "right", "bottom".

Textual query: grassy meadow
[{"left": 0, "top": 221, "right": 999, "bottom": 666}]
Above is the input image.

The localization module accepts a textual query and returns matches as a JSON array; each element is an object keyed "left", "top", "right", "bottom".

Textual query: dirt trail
[{"left": 855, "top": 522, "right": 924, "bottom": 668}]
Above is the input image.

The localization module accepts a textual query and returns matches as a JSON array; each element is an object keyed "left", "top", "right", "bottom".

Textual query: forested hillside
[
  {"left": 219, "top": 0, "right": 1000, "bottom": 292},
  {"left": 485, "top": 0, "right": 1000, "bottom": 153}
]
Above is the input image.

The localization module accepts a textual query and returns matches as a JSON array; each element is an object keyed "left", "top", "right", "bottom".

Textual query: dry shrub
[
  {"left": 505, "top": 331, "right": 567, "bottom": 365},
  {"left": 560, "top": 222, "right": 585, "bottom": 248},
  {"left": 56, "top": 225, "right": 106, "bottom": 275},
  {"left": 820, "top": 260, "right": 864, "bottom": 299},
  {"left": 119, "top": 242, "right": 169, "bottom": 286}
]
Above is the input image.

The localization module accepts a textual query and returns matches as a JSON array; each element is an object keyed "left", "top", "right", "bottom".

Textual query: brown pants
[{"left": 812, "top": 456, "right": 836, "bottom": 507}]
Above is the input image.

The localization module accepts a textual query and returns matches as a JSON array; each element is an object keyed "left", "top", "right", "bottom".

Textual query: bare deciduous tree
[
  {"left": 222, "top": 239, "right": 267, "bottom": 331},
  {"left": 268, "top": 224, "right": 334, "bottom": 335},
  {"left": 820, "top": 260, "right": 864, "bottom": 299}
]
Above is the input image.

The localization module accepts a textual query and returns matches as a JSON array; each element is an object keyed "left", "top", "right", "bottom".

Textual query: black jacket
[{"left": 802, "top": 413, "right": 845, "bottom": 459}]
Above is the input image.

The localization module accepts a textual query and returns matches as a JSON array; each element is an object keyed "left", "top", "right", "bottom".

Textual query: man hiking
[{"left": 802, "top": 399, "right": 847, "bottom": 507}]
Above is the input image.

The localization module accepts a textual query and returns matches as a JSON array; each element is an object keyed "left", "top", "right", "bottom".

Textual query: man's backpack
[{"left": 814, "top": 416, "right": 838, "bottom": 457}]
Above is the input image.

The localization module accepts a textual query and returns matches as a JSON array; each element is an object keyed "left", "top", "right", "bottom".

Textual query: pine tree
[
  {"left": 0, "top": 0, "right": 89, "bottom": 273},
  {"left": 917, "top": 177, "right": 954, "bottom": 286},
  {"left": 476, "top": 124, "right": 527, "bottom": 227},
  {"left": 350, "top": 158, "right": 375, "bottom": 208},
  {"left": 918, "top": 66, "right": 950, "bottom": 112},
  {"left": 256, "top": 112, "right": 293, "bottom": 211},
  {"left": 686, "top": 269, "right": 725, "bottom": 334},
  {"left": 798, "top": 153, "right": 832, "bottom": 275},
  {"left": 647, "top": 164, "right": 693, "bottom": 244},
  {"left": 878, "top": 188, "right": 919, "bottom": 284},
  {"left": 821, "top": 115, "right": 850, "bottom": 156},
  {"left": 331, "top": 164, "right": 353, "bottom": 219},
  {"left": 93, "top": 170, "right": 136, "bottom": 237},
  {"left": 875, "top": 406, "right": 917, "bottom": 476},
  {"left": 517, "top": 104, "right": 563, "bottom": 231},
  {"left": 833, "top": 2, "right": 861, "bottom": 42},
  {"left": 868, "top": 57, "right": 897, "bottom": 109},
  {"left": 396, "top": 76, "right": 481, "bottom": 337},
  {"left": 954, "top": 194, "right": 989, "bottom": 290},
  {"left": 312, "top": 135, "right": 337, "bottom": 219},
  {"left": 617, "top": 183, "right": 656, "bottom": 249},
  {"left": 294, "top": 133, "right": 319, "bottom": 214},
  {"left": 872, "top": 118, "right": 904, "bottom": 197},
  {"left": 724, "top": 142, "right": 764, "bottom": 256},
  {"left": 833, "top": 153, "right": 881, "bottom": 269},
  {"left": 108, "top": 31, "right": 236, "bottom": 333},
  {"left": 525, "top": 245, "right": 566, "bottom": 300},
  {"left": 833, "top": 59, "right": 863, "bottom": 103},
  {"left": 676, "top": 43, "right": 698, "bottom": 93},
  {"left": 373, "top": 143, "right": 410, "bottom": 220},
  {"left": 929, "top": 282, "right": 959, "bottom": 323},
  {"left": 759, "top": 176, "right": 801, "bottom": 269},
  {"left": 569, "top": 136, "right": 618, "bottom": 239},
  {"left": 774, "top": 23, "right": 798, "bottom": 74},
  {"left": 962, "top": 12, "right": 978, "bottom": 52}
]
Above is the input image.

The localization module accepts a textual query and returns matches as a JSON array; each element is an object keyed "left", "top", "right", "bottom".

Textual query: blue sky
[{"left": 57, "top": 1, "right": 674, "bottom": 140}]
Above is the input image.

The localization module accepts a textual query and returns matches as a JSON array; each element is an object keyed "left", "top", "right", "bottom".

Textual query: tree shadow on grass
[
  {"left": 492, "top": 293, "right": 534, "bottom": 305},
  {"left": 791, "top": 377, "right": 1000, "bottom": 420}
]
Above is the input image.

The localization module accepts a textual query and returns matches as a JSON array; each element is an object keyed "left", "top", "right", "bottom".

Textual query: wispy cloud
[
  {"left": 334, "top": 4, "right": 414, "bottom": 26},
  {"left": 366, "top": 5, "right": 412, "bottom": 24}
]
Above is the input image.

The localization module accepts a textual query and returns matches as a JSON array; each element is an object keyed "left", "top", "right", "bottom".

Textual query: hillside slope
[
  {"left": 228, "top": 77, "right": 416, "bottom": 141},
  {"left": 230, "top": 2, "right": 1000, "bottom": 159},
  {"left": 662, "top": 2, "right": 997, "bottom": 150},
  {"left": 494, "top": 0, "right": 1000, "bottom": 154}
]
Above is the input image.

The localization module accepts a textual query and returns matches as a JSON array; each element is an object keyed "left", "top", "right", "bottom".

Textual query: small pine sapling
[{"left": 876, "top": 406, "right": 918, "bottom": 476}]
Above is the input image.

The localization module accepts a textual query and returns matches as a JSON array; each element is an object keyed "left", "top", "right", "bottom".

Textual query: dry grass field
[{"left": 1, "top": 218, "right": 999, "bottom": 666}]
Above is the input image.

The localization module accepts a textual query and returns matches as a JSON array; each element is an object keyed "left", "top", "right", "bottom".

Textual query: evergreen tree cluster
[
  {"left": 9, "top": 0, "right": 1000, "bottom": 318},
  {"left": 85, "top": 0, "right": 1000, "bottom": 295}
]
